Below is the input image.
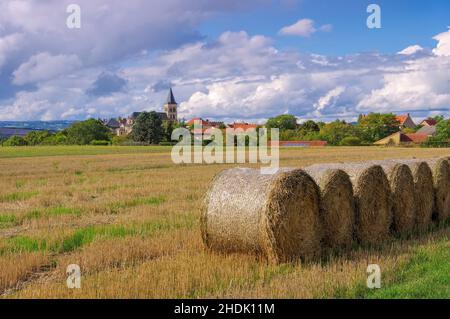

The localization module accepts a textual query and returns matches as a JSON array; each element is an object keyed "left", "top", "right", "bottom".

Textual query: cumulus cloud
[
  {"left": 279, "top": 19, "right": 332, "bottom": 37},
  {"left": 0, "top": 1, "right": 449, "bottom": 122},
  {"left": 0, "top": 33, "right": 24, "bottom": 71},
  {"left": 13, "top": 52, "right": 82, "bottom": 85},
  {"left": 397, "top": 45, "right": 424, "bottom": 55},
  {"left": 433, "top": 27, "right": 450, "bottom": 56}
]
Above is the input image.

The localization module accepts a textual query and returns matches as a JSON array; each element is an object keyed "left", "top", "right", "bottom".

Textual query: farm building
[
  {"left": 374, "top": 131, "right": 429, "bottom": 146},
  {"left": 419, "top": 118, "right": 438, "bottom": 126}
]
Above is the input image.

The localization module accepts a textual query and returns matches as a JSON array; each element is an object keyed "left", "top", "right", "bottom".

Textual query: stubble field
[{"left": 0, "top": 146, "right": 449, "bottom": 298}]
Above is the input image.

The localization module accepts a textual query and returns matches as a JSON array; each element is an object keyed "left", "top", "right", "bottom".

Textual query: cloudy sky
[{"left": 0, "top": 0, "right": 449, "bottom": 123}]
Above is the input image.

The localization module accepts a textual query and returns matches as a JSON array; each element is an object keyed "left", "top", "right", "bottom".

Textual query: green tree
[
  {"left": 132, "top": 111, "right": 164, "bottom": 144},
  {"left": 435, "top": 119, "right": 450, "bottom": 141},
  {"left": 66, "top": 119, "right": 111, "bottom": 145},
  {"left": 3, "top": 136, "right": 27, "bottom": 146},
  {"left": 432, "top": 115, "right": 445, "bottom": 123},
  {"left": 24, "top": 130, "right": 52, "bottom": 145},
  {"left": 319, "top": 120, "right": 357, "bottom": 145},
  {"left": 266, "top": 114, "right": 297, "bottom": 130},
  {"left": 357, "top": 113, "right": 400, "bottom": 143},
  {"left": 42, "top": 131, "right": 68, "bottom": 145},
  {"left": 340, "top": 136, "right": 362, "bottom": 146}
]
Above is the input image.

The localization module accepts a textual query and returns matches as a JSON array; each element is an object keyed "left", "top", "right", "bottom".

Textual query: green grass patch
[
  {"left": 0, "top": 214, "right": 18, "bottom": 228},
  {"left": 337, "top": 239, "right": 450, "bottom": 299},
  {"left": 24, "top": 207, "right": 82, "bottom": 221},
  {"left": 1, "top": 213, "right": 197, "bottom": 255},
  {"left": 108, "top": 196, "right": 165, "bottom": 212},
  {"left": 0, "top": 145, "right": 172, "bottom": 159},
  {"left": 0, "top": 191, "right": 38, "bottom": 203},
  {"left": 5, "top": 236, "right": 47, "bottom": 253}
]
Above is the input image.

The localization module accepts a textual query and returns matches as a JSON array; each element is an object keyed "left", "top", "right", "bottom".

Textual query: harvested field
[{"left": 0, "top": 146, "right": 449, "bottom": 298}]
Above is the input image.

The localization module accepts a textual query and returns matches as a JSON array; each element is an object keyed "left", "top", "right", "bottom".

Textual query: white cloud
[
  {"left": 314, "top": 86, "right": 345, "bottom": 111},
  {"left": 279, "top": 19, "right": 332, "bottom": 37},
  {"left": 13, "top": 52, "right": 82, "bottom": 85},
  {"left": 397, "top": 45, "right": 424, "bottom": 55},
  {"left": 433, "top": 27, "right": 450, "bottom": 56},
  {"left": 0, "top": 33, "right": 24, "bottom": 71},
  {"left": 1, "top": 18, "right": 450, "bottom": 122}
]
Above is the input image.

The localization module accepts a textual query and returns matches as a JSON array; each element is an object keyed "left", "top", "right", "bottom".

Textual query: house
[
  {"left": 187, "top": 118, "right": 225, "bottom": 129},
  {"left": 419, "top": 118, "right": 437, "bottom": 127},
  {"left": 227, "top": 122, "right": 259, "bottom": 130},
  {"left": 374, "top": 131, "right": 428, "bottom": 146},
  {"left": 395, "top": 113, "right": 416, "bottom": 129},
  {"left": 416, "top": 125, "right": 437, "bottom": 136}
]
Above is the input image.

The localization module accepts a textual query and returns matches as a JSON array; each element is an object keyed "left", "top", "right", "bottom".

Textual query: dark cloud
[
  {"left": 87, "top": 72, "right": 127, "bottom": 96},
  {"left": 151, "top": 80, "right": 173, "bottom": 93}
]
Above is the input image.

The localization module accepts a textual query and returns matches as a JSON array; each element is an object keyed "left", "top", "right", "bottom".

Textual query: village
[{"left": 101, "top": 88, "right": 449, "bottom": 147}]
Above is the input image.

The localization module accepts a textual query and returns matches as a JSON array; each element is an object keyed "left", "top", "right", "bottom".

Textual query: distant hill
[{"left": 0, "top": 121, "right": 74, "bottom": 138}]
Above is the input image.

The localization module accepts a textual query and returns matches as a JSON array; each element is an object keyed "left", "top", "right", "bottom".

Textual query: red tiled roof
[
  {"left": 395, "top": 115, "right": 408, "bottom": 125},
  {"left": 401, "top": 133, "right": 429, "bottom": 144},
  {"left": 187, "top": 118, "right": 224, "bottom": 127},
  {"left": 228, "top": 123, "right": 258, "bottom": 130}
]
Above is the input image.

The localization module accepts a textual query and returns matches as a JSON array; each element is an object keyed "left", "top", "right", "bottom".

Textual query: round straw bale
[
  {"left": 408, "top": 161, "right": 434, "bottom": 231},
  {"left": 201, "top": 168, "right": 322, "bottom": 263},
  {"left": 365, "top": 160, "right": 415, "bottom": 235},
  {"left": 426, "top": 158, "right": 450, "bottom": 222},
  {"left": 303, "top": 163, "right": 392, "bottom": 245},
  {"left": 303, "top": 167, "right": 355, "bottom": 249}
]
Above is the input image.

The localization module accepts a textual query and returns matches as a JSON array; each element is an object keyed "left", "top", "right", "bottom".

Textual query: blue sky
[
  {"left": 0, "top": 0, "right": 449, "bottom": 122},
  {"left": 201, "top": 0, "right": 450, "bottom": 55}
]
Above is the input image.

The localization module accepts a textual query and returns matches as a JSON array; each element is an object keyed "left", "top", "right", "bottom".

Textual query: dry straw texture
[
  {"left": 303, "top": 167, "right": 355, "bottom": 249},
  {"left": 406, "top": 161, "right": 434, "bottom": 231},
  {"left": 366, "top": 160, "right": 415, "bottom": 235},
  {"left": 426, "top": 158, "right": 450, "bottom": 222},
  {"left": 302, "top": 163, "right": 392, "bottom": 245},
  {"left": 201, "top": 168, "right": 322, "bottom": 264}
]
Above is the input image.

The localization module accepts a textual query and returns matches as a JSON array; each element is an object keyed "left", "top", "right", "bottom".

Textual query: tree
[
  {"left": 24, "top": 130, "right": 52, "bottom": 145},
  {"left": 42, "top": 131, "right": 68, "bottom": 145},
  {"left": 435, "top": 119, "right": 450, "bottom": 141},
  {"left": 432, "top": 115, "right": 445, "bottom": 123},
  {"left": 162, "top": 120, "right": 174, "bottom": 142},
  {"left": 266, "top": 114, "right": 297, "bottom": 131},
  {"left": 300, "top": 120, "right": 320, "bottom": 132},
  {"left": 132, "top": 111, "right": 164, "bottom": 144},
  {"left": 3, "top": 136, "right": 27, "bottom": 146},
  {"left": 340, "top": 136, "right": 362, "bottom": 146},
  {"left": 66, "top": 119, "right": 111, "bottom": 145},
  {"left": 357, "top": 113, "right": 399, "bottom": 143},
  {"left": 319, "top": 120, "right": 357, "bottom": 145}
]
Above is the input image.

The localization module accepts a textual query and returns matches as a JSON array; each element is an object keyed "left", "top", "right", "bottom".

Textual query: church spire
[{"left": 166, "top": 87, "right": 177, "bottom": 105}]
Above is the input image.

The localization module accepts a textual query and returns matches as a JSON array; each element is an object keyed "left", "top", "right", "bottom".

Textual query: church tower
[{"left": 164, "top": 88, "right": 178, "bottom": 122}]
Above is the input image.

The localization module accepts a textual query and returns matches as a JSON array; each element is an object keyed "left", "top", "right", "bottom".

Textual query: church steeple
[
  {"left": 166, "top": 87, "right": 177, "bottom": 105},
  {"left": 164, "top": 88, "right": 177, "bottom": 122}
]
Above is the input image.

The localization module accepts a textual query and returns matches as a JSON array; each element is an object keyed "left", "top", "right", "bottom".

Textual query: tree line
[
  {"left": 1, "top": 112, "right": 449, "bottom": 147},
  {"left": 0, "top": 112, "right": 184, "bottom": 146},
  {"left": 265, "top": 113, "right": 450, "bottom": 146}
]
